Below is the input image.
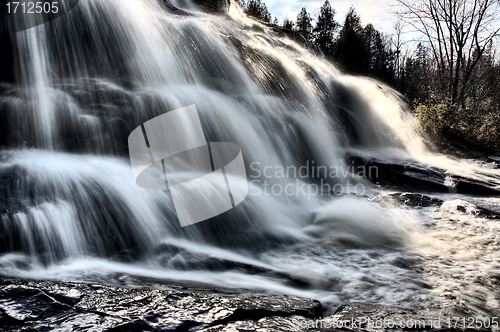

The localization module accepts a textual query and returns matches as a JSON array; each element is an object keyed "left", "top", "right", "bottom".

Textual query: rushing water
[{"left": 1, "top": 0, "right": 499, "bottom": 317}]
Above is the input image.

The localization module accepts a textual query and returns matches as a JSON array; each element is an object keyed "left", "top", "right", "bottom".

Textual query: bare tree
[
  {"left": 391, "top": 19, "right": 409, "bottom": 84},
  {"left": 395, "top": 0, "right": 500, "bottom": 116}
]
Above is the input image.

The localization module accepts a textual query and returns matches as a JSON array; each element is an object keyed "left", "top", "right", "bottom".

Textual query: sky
[
  {"left": 263, "top": 0, "right": 500, "bottom": 59},
  {"left": 265, "top": 0, "right": 399, "bottom": 35}
]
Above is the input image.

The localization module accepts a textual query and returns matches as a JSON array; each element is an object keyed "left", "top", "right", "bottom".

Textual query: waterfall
[{"left": 4, "top": 0, "right": 493, "bottom": 310}]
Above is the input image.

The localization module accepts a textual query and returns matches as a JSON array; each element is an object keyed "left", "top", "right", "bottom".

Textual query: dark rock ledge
[
  {"left": 159, "top": 0, "right": 230, "bottom": 15},
  {"left": 346, "top": 155, "right": 500, "bottom": 195},
  {"left": 0, "top": 278, "right": 321, "bottom": 331},
  {"left": 0, "top": 278, "right": 493, "bottom": 331}
]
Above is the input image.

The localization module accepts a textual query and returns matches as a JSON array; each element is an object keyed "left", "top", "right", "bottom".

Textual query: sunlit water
[{"left": 0, "top": 0, "right": 499, "bottom": 317}]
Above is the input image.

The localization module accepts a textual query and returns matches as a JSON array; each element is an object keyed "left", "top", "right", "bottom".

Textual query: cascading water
[{"left": 1, "top": 0, "right": 500, "bottom": 316}]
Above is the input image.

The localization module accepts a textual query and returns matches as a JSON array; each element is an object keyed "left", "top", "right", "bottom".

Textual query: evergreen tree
[
  {"left": 333, "top": 7, "right": 369, "bottom": 73},
  {"left": 245, "top": 0, "right": 272, "bottom": 22},
  {"left": 343, "top": 6, "right": 363, "bottom": 33},
  {"left": 283, "top": 18, "right": 294, "bottom": 30},
  {"left": 295, "top": 7, "right": 313, "bottom": 41},
  {"left": 363, "top": 24, "right": 395, "bottom": 83},
  {"left": 313, "top": 1, "right": 338, "bottom": 57}
]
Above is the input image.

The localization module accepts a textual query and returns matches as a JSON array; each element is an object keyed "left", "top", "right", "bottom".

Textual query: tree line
[{"left": 237, "top": 0, "right": 500, "bottom": 152}]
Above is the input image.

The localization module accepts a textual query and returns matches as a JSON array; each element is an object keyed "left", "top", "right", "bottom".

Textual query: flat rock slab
[
  {"left": 346, "top": 154, "right": 500, "bottom": 195},
  {"left": 0, "top": 278, "right": 321, "bottom": 331}
]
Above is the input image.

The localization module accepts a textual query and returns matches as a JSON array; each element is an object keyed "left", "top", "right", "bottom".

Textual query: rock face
[
  {"left": 159, "top": 1, "right": 192, "bottom": 16},
  {"left": 192, "top": 0, "right": 230, "bottom": 14},
  {"left": 269, "top": 26, "right": 324, "bottom": 57},
  {"left": 159, "top": 0, "right": 230, "bottom": 15},
  {"left": 0, "top": 278, "right": 322, "bottom": 331}
]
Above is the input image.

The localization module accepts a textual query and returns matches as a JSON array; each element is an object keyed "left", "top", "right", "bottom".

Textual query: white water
[{"left": 1, "top": 0, "right": 499, "bottom": 316}]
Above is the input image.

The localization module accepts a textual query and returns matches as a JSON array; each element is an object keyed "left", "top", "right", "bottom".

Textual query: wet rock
[
  {"left": 158, "top": 1, "right": 192, "bottom": 15},
  {"left": 192, "top": 0, "right": 230, "bottom": 14},
  {"left": 389, "top": 192, "right": 443, "bottom": 207},
  {"left": 453, "top": 175, "right": 500, "bottom": 196},
  {"left": 390, "top": 256, "right": 424, "bottom": 270},
  {"left": 269, "top": 26, "right": 324, "bottom": 57},
  {"left": 0, "top": 278, "right": 322, "bottom": 331},
  {"left": 377, "top": 193, "right": 500, "bottom": 219},
  {"left": 487, "top": 156, "right": 500, "bottom": 166},
  {"left": 2, "top": 278, "right": 495, "bottom": 331},
  {"left": 0, "top": 159, "right": 150, "bottom": 261},
  {"left": 475, "top": 156, "right": 500, "bottom": 169},
  {"left": 347, "top": 155, "right": 500, "bottom": 195},
  {"left": 441, "top": 199, "right": 500, "bottom": 219},
  {"left": 228, "top": 35, "right": 319, "bottom": 101},
  {"left": 365, "top": 159, "right": 449, "bottom": 193},
  {"left": 154, "top": 243, "right": 277, "bottom": 274}
]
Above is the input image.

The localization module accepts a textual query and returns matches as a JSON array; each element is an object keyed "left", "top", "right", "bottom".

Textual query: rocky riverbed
[
  {"left": 0, "top": 278, "right": 495, "bottom": 331},
  {"left": 0, "top": 278, "right": 321, "bottom": 331}
]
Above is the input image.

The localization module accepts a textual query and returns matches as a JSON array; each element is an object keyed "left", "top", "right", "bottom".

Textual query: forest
[{"left": 239, "top": 0, "right": 500, "bottom": 154}]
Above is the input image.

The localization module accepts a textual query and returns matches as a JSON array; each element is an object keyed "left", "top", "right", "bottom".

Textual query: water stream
[{"left": 0, "top": 0, "right": 499, "bottom": 317}]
